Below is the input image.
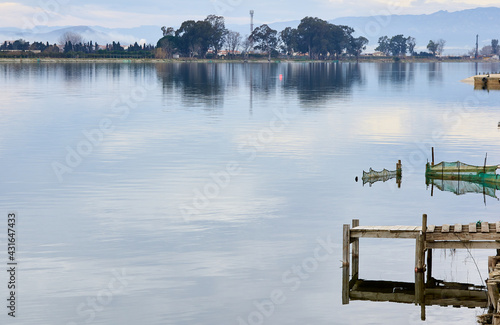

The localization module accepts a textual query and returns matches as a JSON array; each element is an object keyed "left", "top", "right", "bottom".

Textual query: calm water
[{"left": 1, "top": 61, "right": 500, "bottom": 324}]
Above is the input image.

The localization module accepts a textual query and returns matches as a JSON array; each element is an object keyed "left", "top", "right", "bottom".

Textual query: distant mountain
[
  {"left": 1, "top": 7, "right": 499, "bottom": 54},
  {"left": 330, "top": 7, "right": 500, "bottom": 54}
]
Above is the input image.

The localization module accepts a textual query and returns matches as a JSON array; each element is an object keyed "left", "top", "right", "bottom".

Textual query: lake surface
[{"left": 1, "top": 61, "right": 500, "bottom": 324}]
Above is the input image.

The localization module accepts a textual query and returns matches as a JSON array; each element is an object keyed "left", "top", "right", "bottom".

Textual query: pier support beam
[
  {"left": 426, "top": 249, "right": 433, "bottom": 283},
  {"left": 342, "top": 223, "right": 351, "bottom": 305},
  {"left": 343, "top": 224, "right": 350, "bottom": 267},
  {"left": 352, "top": 219, "right": 359, "bottom": 280},
  {"left": 415, "top": 214, "right": 427, "bottom": 273}
]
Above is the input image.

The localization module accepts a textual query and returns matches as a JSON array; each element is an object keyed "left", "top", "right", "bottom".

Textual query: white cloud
[{"left": 1, "top": 0, "right": 500, "bottom": 29}]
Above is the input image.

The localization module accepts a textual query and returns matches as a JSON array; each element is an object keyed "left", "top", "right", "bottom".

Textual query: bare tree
[
  {"left": 241, "top": 35, "right": 252, "bottom": 58},
  {"left": 225, "top": 31, "right": 241, "bottom": 58},
  {"left": 407, "top": 36, "right": 416, "bottom": 55},
  {"left": 436, "top": 39, "right": 446, "bottom": 56},
  {"left": 161, "top": 26, "right": 174, "bottom": 37},
  {"left": 59, "top": 32, "right": 83, "bottom": 46}
]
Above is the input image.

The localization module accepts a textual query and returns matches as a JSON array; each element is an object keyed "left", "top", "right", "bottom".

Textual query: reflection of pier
[
  {"left": 342, "top": 215, "right": 500, "bottom": 320},
  {"left": 348, "top": 278, "right": 487, "bottom": 314}
]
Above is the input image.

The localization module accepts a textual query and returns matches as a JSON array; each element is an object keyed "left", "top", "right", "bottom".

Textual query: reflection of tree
[
  {"left": 243, "top": 63, "right": 280, "bottom": 96},
  {"left": 155, "top": 62, "right": 364, "bottom": 112},
  {"left": 155, "top": 63, "right": 225, "bottom": 111},
  {"left": 377, "top": 62, "right": 415, "bottom": 86},
  {"left": 283, "top": 62, "right": 362, "bottom": 103},
  {"left": 427, "top": 62, "right": 442, "bottom": 82}
]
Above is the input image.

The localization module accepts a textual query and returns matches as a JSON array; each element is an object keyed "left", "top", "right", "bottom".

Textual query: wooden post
[
  {"left": 415, "top": 232, "right": 425, "bottom": 272},
  {"left": 415, "top": 272, "right": 425, "bottom": 320},
  {"left": 422, "top": 214, "right": 427, "bottom": 272},
  {"left": 352, "top": 219, "right": 359, "bottom": 280},
  {"left": 343, "top": 224, "right": 350, "bottom": 267},
  {"left": 422, "top": 214, "right": 427, "bottom": 237},
  {"left": 426, "top": 249, "right": 433, "bottom": 283},
  {"left": 342, "top": 264, "right": 350, "bottom": 305},
  {"left": 431, "top": 147, "right": 434, "bottom": 166},
  {"left": 342, "top": 223, "right": 351, "bottom": 305}
]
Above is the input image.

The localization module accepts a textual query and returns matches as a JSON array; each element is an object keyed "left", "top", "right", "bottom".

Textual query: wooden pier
[
  {"left": 474, "top": 74, "right": 500, "bottom": 90},
  {"left": 478, "top": 257, "right": 500, "bottom": 324},
  {"left": 342, "top": 215, "right": 500, "bottom": 320}
]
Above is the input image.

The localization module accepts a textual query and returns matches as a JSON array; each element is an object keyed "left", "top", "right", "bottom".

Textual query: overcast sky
[{"left": 0, "top": 0, "right": 498, "bottom": 29}]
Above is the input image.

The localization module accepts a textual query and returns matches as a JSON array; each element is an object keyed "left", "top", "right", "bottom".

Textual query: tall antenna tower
[
  {"left": 250, "top": 10, "right": 254, "bottom": 34},
  {"left": 475, "top": 34, "right": 479, "bottom": 59}
]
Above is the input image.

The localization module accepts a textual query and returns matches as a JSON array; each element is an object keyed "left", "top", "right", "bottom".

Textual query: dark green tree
[
  {"left": 347, "top": 36, "right": 368, "bottom": 59},
  {"left": 375, "top": 36, "right": 390, "bottom": 55},
  {"left": 64, "top": 41, "right": 73, "bottom": 53},
  {"left": 205, "top": 15, "right": 228, "bottom": 56},
  {"left": 427, "top": 40, "right": 438, "bottom": 56},
  {"left": 280, "top": 27, "right": 298, "bottom": 56},
  {"left": 250, "top": 24, "right": 278, "bottom": 61},
  {"left": 175, "top": 20, "right": 198, "bottom": 57},
  {"left": 296, "top": 17, "right": 331, "bottom": 59},
  {"left": 389, "top": 34, "right": 407, "bottom": 56},
  {"left": 157, "top": 34, "right": 177, "bottom": 58}
]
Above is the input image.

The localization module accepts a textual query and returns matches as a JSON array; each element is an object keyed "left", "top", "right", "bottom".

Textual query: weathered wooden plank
[
  {"left": 352, "top": 226, "right": 422, "bottom": 232},
  {"left": 342, "top": 266, "right": 350, "bottom": 305},
  {"left": 454, "top": 224, "right": 462, "bottom": 233},
  {"left": 350, "top": 231, "right": 419, "bottom": 239},
  {"left": 442, "top": 224, "right": 450, "bottom": 233},
  {"left": 469, "top": 223, "right": 477, "bottom": 233},
  {"left": 427, "top": 231, "right": 500, "bottom": 241},
  {"left": 496, "top": 221, "right": 500, "bottom": 233},
  {"left": 415, "top": 233, "right": 425, "bottom": 272},
  {"left": 426, "top": 241, "right": 500, "bottom": 249},
  {"left": 349, "top": 291, "right": 415, "bottom": 304},
  {"left": 343, "top": 224, "right": 350, "bottom": 267},
  {"left": 482, "top": 222, "right": 490, "bottom": 233},
  {"left": 427, "top": 225, "right": 436, "bottom": 233}
]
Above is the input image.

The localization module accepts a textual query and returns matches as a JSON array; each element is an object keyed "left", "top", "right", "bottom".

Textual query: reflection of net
[
  {"left": 362, "top": 168, "right": 397, "bottom": 186},
  {"left": 427, "top": 161, "right": 498, "bottom": 176},
  {"left": 427, "top": 178, "right": 499, "bottom": 199}
]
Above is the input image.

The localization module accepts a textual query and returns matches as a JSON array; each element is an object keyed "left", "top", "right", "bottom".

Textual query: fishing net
[
  {"left": 362, "top": 168, "right": 398, "bottom": 186},
  {"left": 427, "top": 161, "right": 498, "bottom": 176}
]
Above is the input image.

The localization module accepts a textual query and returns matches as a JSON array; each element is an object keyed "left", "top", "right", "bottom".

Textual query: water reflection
[
  {"left": 155, "top": 62, "right": 226, "bottom": 111},
  {"left": 427, "top": 62, "right": 443, "bottom": 83},
  {"left": 344, "top": 276, "right": 487, "bottom": 321},
  {"left": 426, "top": 177, "right": 500, "bottom": 201},
  {"left": 282, "top": 62, "right": 362, "bottom": 104},
  {"left": 377, "top": 62, "right": 415, "bottom": 85},
  {"left": 154, "top": 62, "right": 364, "bottom": 112}
]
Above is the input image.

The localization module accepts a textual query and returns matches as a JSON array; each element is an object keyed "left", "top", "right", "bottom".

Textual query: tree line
[
  {"left": 157, "top": 15, "right": 368, "bottom": 60},
  {"left": 3, "top": 15, "right": 499, "bottom": 60},
  {"left": 375, "top": 35, "right": 446, "bottom": 57},
  {"left": 376, "top": 34, "right": 500, "bottom": 58},
  {"left": 0, "top": 32, "right": 155, "bottom": 58}
]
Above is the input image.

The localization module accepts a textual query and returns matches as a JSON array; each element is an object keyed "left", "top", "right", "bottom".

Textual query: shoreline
[{"left": 0, "top": 57, "right": 495, "bottom": 64}]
